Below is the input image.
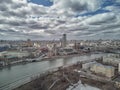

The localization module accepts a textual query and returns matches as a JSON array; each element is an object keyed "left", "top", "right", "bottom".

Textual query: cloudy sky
[{"left": 0, "top": 0, "right": 120, "bottom": 40}]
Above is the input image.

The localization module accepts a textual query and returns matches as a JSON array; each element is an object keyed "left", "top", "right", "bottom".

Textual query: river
[{"left": 0, "top": 53, "right": 107, "bottom": 90}]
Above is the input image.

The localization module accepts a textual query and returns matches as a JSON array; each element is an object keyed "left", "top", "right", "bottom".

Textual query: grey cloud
[
  {"left": 10, "top": 3, "right": 26, "bottom": 9},
  {"left": 52, "top": 0, "right": 102, "bottom": 14},
  {"left": 72, "top": 30, "right": 94, "bottom": 36},
  {"left": 103, "top": 31, "right": 116, "bottom": 34},
  {"left": 44, "top": 30, "right": 57, "bottom": 35},
  {"left": 69, "top": 1, "right": 87, "bottom": 12},
  {"left": 98, "top": 23, "right": 120, "bottom": 31},
  {"left": 28, "top": 24, "right": 48, "bottom": 29},
  {"left": 89, "top": 16, "right": 116, "bottom": 25},
  {"left": 0, "top": 29, "right": 16, "bottom": 33},
  {"left": 0, "top": 0, "right": 120, "bottom": 40},
  {"left": 30, "top": 7, "right": 47, "bottom": 15},
  {"left": 0, "top": 0, "right": 12, "bottom": 3},
  {"left": 57, "top": 20, "right": 66, "bottom": 24},
  {"left": 7, "top": 10, "right": 29, "bottom": 18},
  {"left": 84, "top": 13, "right": 116, "bottom": 25},
  {"left": 0, "top": 18, "right": 27, "bottom": 26},
  {"left": 0, "top": 5, "right": 8, "bottom": 11},
  {"left": 1, "top": 8, "right": 29, "bottom": 18}
]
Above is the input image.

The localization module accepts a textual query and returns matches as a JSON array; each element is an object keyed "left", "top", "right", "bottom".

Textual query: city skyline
[{"left": 0, "top": 0, "right": 120, "bottom": 40}]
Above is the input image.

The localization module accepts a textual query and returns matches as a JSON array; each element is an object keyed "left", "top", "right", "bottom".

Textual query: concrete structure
[{"left": 90, "top": 63, "right": 115, "bottom": 78}]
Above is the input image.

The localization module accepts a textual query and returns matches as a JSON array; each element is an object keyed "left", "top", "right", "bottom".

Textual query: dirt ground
[{"left": 14, "top": 64, "right": 119, "bottom": 90}]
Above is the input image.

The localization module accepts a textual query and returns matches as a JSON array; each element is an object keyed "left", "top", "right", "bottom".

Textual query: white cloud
[
  {"left": 82, "top": 12, "right": 116, "bottom": 25},
  {"left": 0, "top": 0, "right": 120, "bottom": 40},
  {"left": 51, "top": 0, "right": 102, "bottom": 12}
]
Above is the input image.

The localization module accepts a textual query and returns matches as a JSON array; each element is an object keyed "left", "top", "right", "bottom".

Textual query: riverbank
[
  {"left": 14, "top": 61, "right": 118, "bottom": 90},
  {"left": 0, "top": 52, "right": 91, "bottom": 69},
  {"left": 42, "top": 53, "right": 89, "bottom": 61},
  {"left": 0, "top": 53, "right": 108, "bottom": 90}
]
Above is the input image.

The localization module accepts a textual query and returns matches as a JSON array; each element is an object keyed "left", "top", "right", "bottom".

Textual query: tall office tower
[
  {"left": 62, "top": 34, "right": 67, "bottom": 48},
  {"left": 27, "top": 39, "right": 33, "bottom": 47}
]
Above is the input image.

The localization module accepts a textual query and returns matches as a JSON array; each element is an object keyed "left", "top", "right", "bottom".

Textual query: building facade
[
  {"left": 90, "top": 63, "right": 115, "bottom": 78},
  {"left": 60, "top": 34, "right": 67, "bottom": 48}
]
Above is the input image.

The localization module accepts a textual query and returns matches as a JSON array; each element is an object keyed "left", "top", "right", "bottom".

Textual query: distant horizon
[{"left": 0, "top": 38, "right": 120, "bottom": 41}]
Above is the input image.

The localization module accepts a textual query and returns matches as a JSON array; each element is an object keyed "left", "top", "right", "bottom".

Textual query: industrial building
[{"left": 90, "top": 63, "right": 115, "bottom": 78}]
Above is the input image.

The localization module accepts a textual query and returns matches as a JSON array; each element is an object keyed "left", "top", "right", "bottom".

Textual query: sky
[{"left": 0, "top": 0, "right": 120, "bottom": 40}]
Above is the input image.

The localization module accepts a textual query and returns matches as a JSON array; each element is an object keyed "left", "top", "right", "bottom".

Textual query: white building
[
  {"left": 107, "top": 54, "right": 120, "bottom": 58},
  {"left": 103, "top": 57, "right": 120, "bottom": 66},
  {"left": 1, "top": 51, "right": 30, "bottom": 58},
  {"left": 90, "top": 63, "right": 115, "bottom": 78},
  {"left": 82, "top": 61, "right": 97, "bottom": 70}
]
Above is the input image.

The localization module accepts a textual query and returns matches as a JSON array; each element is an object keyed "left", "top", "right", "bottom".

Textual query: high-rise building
[
  {"left": 63, "top": 34, "right": 67, "bottom": 47},
  {"left": 60, "top": 34, "right": 67, "bottom": 48},
  {"left": 26, "top": 39, "right": 33, "bottom": 47}
]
